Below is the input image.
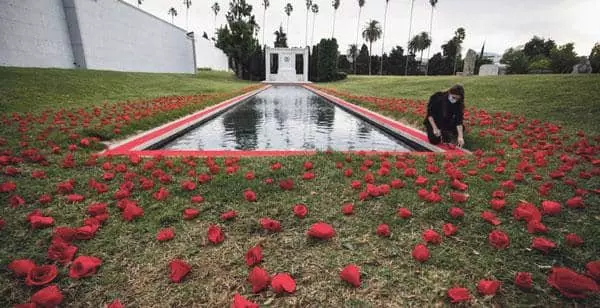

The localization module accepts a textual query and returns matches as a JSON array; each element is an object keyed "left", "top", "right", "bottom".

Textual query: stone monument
[
  {"left": 462, "top": 49, "right": 477, "bottom": 76},
  {"left": 264, "top": 47, "right": 310, "bottom": 83},
  {"left": 478, "top": 64, "right": 507, "bottom": 76},
  {"left": 572, "top": 57, "right": 592, "bottom": 74}
]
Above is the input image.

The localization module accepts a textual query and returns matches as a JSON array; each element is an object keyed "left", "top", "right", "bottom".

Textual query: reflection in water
[{"left": 161, "top": 86, "right": 412, "bottom": 152}]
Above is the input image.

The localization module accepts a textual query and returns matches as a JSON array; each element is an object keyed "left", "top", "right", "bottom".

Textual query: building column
[
  {"left": 264, "top": 47, "right": 270, "bottom": 81},
  {"left": 303, "top": 47, "right": 309, "bottom": 82}
]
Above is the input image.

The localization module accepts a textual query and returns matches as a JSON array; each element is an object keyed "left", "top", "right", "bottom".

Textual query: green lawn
[
  {"left": 320, "top": 74, "right": 600, "bottom": 135},
  {"left": 0, "top": 68, "right": 598, "bottom": 307},
  {"left": 0, "top": 67, "right": 252, "bottom": 113}
]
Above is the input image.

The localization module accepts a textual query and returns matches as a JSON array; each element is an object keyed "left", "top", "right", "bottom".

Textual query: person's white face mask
[{"left": 448, "top": 95, "right": 459, "bottom": 104}]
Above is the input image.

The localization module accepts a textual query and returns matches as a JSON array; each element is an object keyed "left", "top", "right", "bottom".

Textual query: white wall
[
  {"left": 0, "top": 0, "right": 75, "bottom": 68},
  {"left": 74, "top": 0, "right": 195, "bottom": 74},
  {"left": 195, "top": 37, "right": 228, "bottom": 71}
]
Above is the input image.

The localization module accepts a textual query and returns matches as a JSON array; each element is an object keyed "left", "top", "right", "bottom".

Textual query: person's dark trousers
[{"left": 424, "top": 121, "right": 458, "bottom": 145}]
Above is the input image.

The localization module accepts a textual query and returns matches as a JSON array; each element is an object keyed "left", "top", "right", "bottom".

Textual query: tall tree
[
  {"left": 305, "top": 0, "right": 313, "bottom": 46},
  {"left": 380, "top": 0, "right": 390, "bottom": 75},
  {"left": 274, "top": 25, "right": 288, "bottom": 47},
  {"left": 215, "top": 0, "right": 260, "bottom": 79},
  {"left": 404, "top": 0, "right": 415, "bottom": 75},
  {"left": 347, "top": 44, "right": 359, "bottom": 73},
  {"left": 452, "top": 27, "right": 466, "bottom": 74},
  {"left": 354, "top": 0, "right": 366, "bottom": 74},
  {"left": 183, "top": 0, "right": 192, "bottom": 29},
  {"left": 417, "top": 32, "right": 431, "bottom": 64},
  {"left": 168, "top": 7, "right": 178, "bottom": 24},
  {"left": 331, "top": 0, "right": 340, "bottom": 38},
  {"left": 137, "top": 0, "right": 143, "bottom": 7},
  {"left": 590, "top": 43, "right": 600, "bottom": 73},
  {"left": 310, "top": 4, "right": 319, "bottom": 46},
  {"left": 212, "top": 2, "right": 221, "bottom": 32},
  {"left": 284, "top": 3, "right": 293, "bottom": 34},
  {"left": 549, "top": 43, "right": 578, "bottom": 73},
  {"left": 262, "top": 0, "right": 270, "bottom": 46},
  {"left": 362, "top": 20, "right": 382, "bottom": 75},
  {"left": 425, "top": 0, "right": 438, "bottom": 75}
]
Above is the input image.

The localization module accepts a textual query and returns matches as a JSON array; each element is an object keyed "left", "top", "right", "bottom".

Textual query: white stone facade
[{"left": 265, "top": 47, "right": 309, "bottom": 83}]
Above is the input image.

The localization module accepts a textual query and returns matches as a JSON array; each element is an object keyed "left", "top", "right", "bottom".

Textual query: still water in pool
[{"left": 160, "top": 86, "right": 412, "bottom": 151}]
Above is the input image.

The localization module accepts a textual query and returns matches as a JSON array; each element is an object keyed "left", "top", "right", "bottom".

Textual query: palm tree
[
  {"left": 354, "top": 0, "right": 366, "bottom": 74},
  {"left": 274, "top": 25, "right": 288, "bottom": 47},
  {"left": 362, "top": 20, "right": 382, "bottom": 75},
  {"left": 310, "top": 4, "right": 319, "bottom": 46},
  {"left": 404, "top": 0, "right": 415, "bottom": 75},
  {"left": 137, "top": 0, "right": 143, "bottom": 7},
  {"left": 183, "top": 0, "right": 192, "bottom": 29},
  {"left": 331, "top": 0, "right": 340, "bottom": 38},
  {"left": 305, "top": 0, "right": 313, "bottom": 46},
  {"left": 425, "top": 0, "right": 438, "bottom": 75},
  {"left": 168, "top": 7, "right": 178, "bottom": 24},
  {"left": 409, "top": 32, "right": 432, "bottom": 70},
  {"left": 453, "top": 27, "right": 466, "bottom": 75},
  {"left": 348, "top": 44, "right": 358, "bottom": 73},
  {"left": 262, "top": 0, "right": 270, "bottom": 46},
  {"left": 284, "top": 3, "right": 293, "bottom": 34},
  {"left": 211, "top": 2, "right": 220, "bottom": 32},
  {"left": 380, "top": 0, "right": 390, "bottom": 75}
]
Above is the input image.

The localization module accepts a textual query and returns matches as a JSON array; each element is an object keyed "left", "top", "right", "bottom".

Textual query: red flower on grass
[
  {"left": 244, "top": 189, "right": 257, "bottom": 202},
  {"left": 271, "top": 273, "right": 296, "bottom": 294},
  {"left": 447, "top": 287, "right": 471, "bottom": 303},
  {"left": 183, "top": 208, "right": 200, "bottom": 220},
  {"left": 341, "top": 203, "right": 354, "bottom": 215},
  {"left": 293, "top": 204, "right": 308, "bottom": 218},
  {"left": 481, "top": 211, "right": 501, "bottom": 226},
  {"left": 527, "top": 220, "right": 548, "bottom": 234},
  {"left": 231, "top": 293, "right": 258, "bottom": 308},
  {"left": 259, "top": 218, "right": 281, "bottom": 232},
  {"left": 547, "top": 267, "right": 599, "bottom": 299},
  {"left": 279, "top": 178, "right": 294, "bottom": 191},
  {"left": 477, "top": 279, "right": 501, "bottom": 296},
  {"left": 220, "top": 210, "right": 237, "bottom": 221},
  {"left": 541, "top": 200, "right": 561, "bottom": 215},
  {"left": 25, "top": 264, "right": 58, "bottom": 286},
  {"left": 303, "top": 161, "right": 313, "bottom": 170},
  {"left": 30, "top": 285, "right": 63, "bottom": 308},
  {"left": 153, "top": 187, "right": 169, "bottom": 201},
  {"left": 191, "top": 195, "right": 204, "bottom": 203},
  {"left": 397, "top": 207, "right": 411, "bottom": 219},
  {"left": 422, "top": 229, "right": 441, "bottom": 245},
  {"left": 181, "top": 180, "right": 196, "bottom": 191},
  {"left": 156, "top": 228, "right": 175, "bottom": 241},
  {"left": 412, "top": 244, "right": 430, "bottom": 262},
  {"left": 531, "top": 237, "right": 556, "bottom": 254},
  {"left": 8, "top": 259, "right": 36, "bottom": 277},
  {"left": 27, "top": 210, "right": 54, "bottom": 229},
  {"left": 490, "top": 198, "right": 506, "bottom": 211},
  {"left": 307, "top": 222, "right": 335, "bottom": 240},
  {"left": 448, "top": 207, "right": 464, "bottom": 219},
  {"left": 513, "top": 201, "right": 541, "bottom": 223},
  {"left": 107, "top": 299, "right": 124, "bottom": 308},
  {"left": 586, "top": 261, "right": 600, "bottom": 281},
  {"left": 376, "top": 224, "right": 390, "bottom": 237},
  {"left": 443, "top": 223, "right": 458, "bottom": 237},
  {"left": 515, "top": 272, "right": 533, "bottom": 289},
  {"left": 207, "top": 224, "right": 224, "bottom": 244},
  {"left": 566, "top": 196, "right": 585, "bottom": 209},
  {"left": 248, "top": 266, "right": 270, "bottom": 293},
  {"left": 340, "top": 264, "right": 361, "bottom": 288},
  {"left": 565, "top": 233, "right": 584, "bottom": 247},
  {"left": 168, "top": 259, "right": 191, "bottom": 283},
  {"left": 302, "top": 172, "right": 315, "bottom": 180},
  {"left": 69, "top": 256, "right": 102, "bottom": 279},
  {"left": 488, "top": 230, "right": 510, "bottom": 249},
  {"left": 245, "top": 245, "right": 263, "bottom": 267},
  {"left": 121, "top": 202, "right": 143, "bottom": 221}
]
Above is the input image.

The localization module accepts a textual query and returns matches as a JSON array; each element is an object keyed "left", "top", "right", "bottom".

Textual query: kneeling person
[{"left": 423, "top": 84, "right": 465, "bottom": 147}]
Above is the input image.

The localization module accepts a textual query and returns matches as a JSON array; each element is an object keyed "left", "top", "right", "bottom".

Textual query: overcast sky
[{"left": 125, "top": 0, "right": 599, "bottom": 56}]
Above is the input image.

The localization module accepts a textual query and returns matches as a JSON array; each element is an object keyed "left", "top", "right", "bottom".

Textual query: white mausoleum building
[{"left": 264, "top": 47, "right": 310, "bottom": 83}]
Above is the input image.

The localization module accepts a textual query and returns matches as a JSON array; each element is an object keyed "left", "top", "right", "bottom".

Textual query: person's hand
[
  {"left": 433, "top": 128, "right": 441, "bottom": 137},
  {"left": 457, "top": 137, "right": 465, "bottom": 148}
]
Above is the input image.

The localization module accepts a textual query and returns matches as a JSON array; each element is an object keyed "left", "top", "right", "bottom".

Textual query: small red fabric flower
[
  {"left": 488, "top": 230, "right": 510, "bottom": 249},
  {"left": 547, "top": 267, "right": 599, "bottom": 299},
  {"left": 245, "top": 245, "right": 263, "bottom": 267},
  {"left": 376, "top": 224, "right": 390, "bottom": 237},
  {"left": 279, "top": 178, "right": 294, "bottom": 191},
  {"left": 231, "top": 293, "right": 258, "bottom": 308},
  {"left": 412, "top": 244, "right": 430, "bottom": 262},
  {"left": 248, "top": 266, "right": 270, "bottom": 293},
  {"left": 527, "top": 220, "right": 548, "bottom": 234},
  {"left": 31, "top": 285, "right": 63, "bottom": 308},
  {"left": 415, "top": 176, "right": 428, "bottom": 186},
  {"left": 477, "top": 279, "right": 501, "bottom": 295},
  {"left": 302, "top": 172, "right": 315, "bottom": 180},
  {"left": 390, "top": 179, "right": 405, "bottom": 189},
  {"left": 541, "top": 200, "right": 561, "bottom": 215},
  {"left": 307, "top": 222, "right": 336, "bottom": 240},
  {"left": 107, "top": 299, "right": 124, "bottom": 308},
  {"left": 156, "top": 228, "right": 175, "bottom": 241},
  {"left": 490, "top": 198, "right": 506, "bottom": 211},
  {"left": 531, "top": 237, "right": 556, "bottom": 254},
  {"left": 565, "top": 233, "right": 584, "bottom": 247},
  {"left": 259, "top": 218, "right": 281, "bottom": 232},
  {"left": 586, "top": 261, "right": 600, "bottom": 281},
  {"left": 181, "top": 180, "right": 196, "bottom": 191},
  {"left": 207, "top": 224, "right": 224, "bottom": 244},
  {"left": 481, "top": 211, "right": 501, "bottom": 226},
  {"left": 513, "top": 201, "right": 541, "bottom": 223},
  {"left": 244, "top": 189, "right": 257, "bottom": 202},
  {"left": 28, "top": 212, "right": 54, "bottom": 229},
  {"left": 183, "top": 208, "right": 200, "bottom": 220},
  {"left": 422, "top": 229, "right": 441, "bottom": 245},
  {"left": 447, "top": 287, "right": 471, "bottom": 303},
  {"left": 8, "top": 259, "right": 36, "bottom": 277},
  {"left": 397, "top": 207, "right": 411, "bottom": 218},
  {"left": 191, "top": 195, "right": 204, "bottom": 203},
  {"left": 69, "top": 256, "right": 102, "bottom": 279},
  {"left": 271, "top": 273, "right": 296, "bottom": 294},
  {"left": 303, "top": 161, "right": 313, "bottom": 170},
  {"left": 25, "top": 264, "right": 58, "bottom": 286},
  {"left": 443, "top": 223, "right": 458, "bottom": 237},
  {"left": 566, "top": 196, "right": 585, "bottom": 209},
  {"left": 220, "top": 210, "right": 237, "bottom": 221},
  {"left": 293, "top": 204, "right": 308, "bottom": 218},
  {"left": 340, "top": 264, "right": 361, "bottom": 288},
  {"left": 515, "top": 272, "right": 533, "bottom": 289},
  {"left": 448, "top": 207, "right": 464, "bottom": 219},
  {"left": 341, "top": 203, "right": 354, "bottom": 215},
  {"left": 244, "top": 171, "right": 255, "bottom": 180},
  {"left": 168, "top": 259, "right": 191, "bottom": 283},
  {"left": 121, "top": 202, "right": 143, "bottom": 221}
]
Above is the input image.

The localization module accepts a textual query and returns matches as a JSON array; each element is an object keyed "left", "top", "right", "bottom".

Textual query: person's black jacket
[{"left": 423, "top": 92, "right": 464, "bottom": 131}]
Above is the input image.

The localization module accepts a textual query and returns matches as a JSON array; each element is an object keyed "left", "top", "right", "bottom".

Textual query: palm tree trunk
[
  {"left": 369, "top": 42, "right": 372, "bottom": 75},
  {"left": 262, "top": 8, "right": 266, "bottom": 47},
  {"left": 354, "top": 8, "right": 362, "bottom": 74},
  {"left": 311, "top": 13, "right": 316, "bottom": 46},
  {"left": 186, "top": 8, "right": 189, "bottom": 29},
  {"left": 305, "top": 9, "right": 309, "bottom": 46},
  {"left": 287, "top": 15, "right": 290, "bottom": 34},
  {"left": 425, "top": 5, "right": 434, "bottom": 75},
  {"left": 420, "top": 49, "right": 424, "bottom": 74},
  {"left": 404, "top": 0, "right": 415, "bottom": 76},
  {"left": 171, "top": 15, "right": 174, "bottom": 24},
  {"left": 332, "top": 11, "right": 337, "bottom": 38},
  {"left": 380, "top": 1, "right": 389, "bottom": 75}
]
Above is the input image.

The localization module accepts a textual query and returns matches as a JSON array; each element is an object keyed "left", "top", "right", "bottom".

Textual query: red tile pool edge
[{"left": 101, "top": 85, "right": 468, "bottom": 158}]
